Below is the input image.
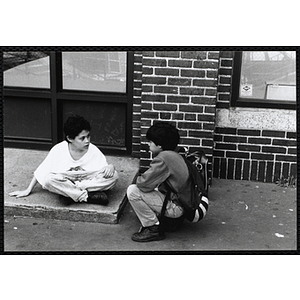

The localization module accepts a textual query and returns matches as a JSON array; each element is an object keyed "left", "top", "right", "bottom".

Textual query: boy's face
[
  {"left": 68, "top": 130, "right": 90, "bottom": 151},
  {"left": 149, "top": 140, "right": 162, "bottom": 157}
]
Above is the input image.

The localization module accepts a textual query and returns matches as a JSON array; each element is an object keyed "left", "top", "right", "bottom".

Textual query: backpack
[
  {"left": 160, "top": 148, "right": 209, "bottom": 231},
  {"left": 178, "top": 147, "right": 209, "bottom": 195}
]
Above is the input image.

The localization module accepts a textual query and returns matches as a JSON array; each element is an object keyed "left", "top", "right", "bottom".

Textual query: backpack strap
[
  {"left": 160, "top": 188, "right": 171, "bottom": 219},
  {"left": 159, "top": 188, "right": 171, "bottom": 234}
]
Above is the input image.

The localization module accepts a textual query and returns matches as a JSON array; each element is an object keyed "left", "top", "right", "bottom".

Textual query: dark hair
[
  {"left": 64, "top": 115, "right": 91, "bottom": 142},
  {"left": 146, "top": 121, "right": 180, "bottom": 151}
]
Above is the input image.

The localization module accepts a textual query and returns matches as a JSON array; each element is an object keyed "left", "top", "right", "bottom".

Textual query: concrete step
[{"left": 4, "top": 148, "right": 139, "bottom": 224}]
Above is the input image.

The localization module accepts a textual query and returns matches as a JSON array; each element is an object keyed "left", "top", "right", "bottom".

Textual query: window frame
[
  {"left": 3, "top": 50, "right": 134, "bottom": 154},
  {"left": 231, "top": 51, "right": 297, "bottom": 110}
]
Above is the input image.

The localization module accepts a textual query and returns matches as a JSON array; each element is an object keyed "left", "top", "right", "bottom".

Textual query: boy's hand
[
  {"left": 101, "top": 164, "right": 115, "bottom": 178},
  {"left": 9, "top": 189, "right": 31, "bottom": 198}
]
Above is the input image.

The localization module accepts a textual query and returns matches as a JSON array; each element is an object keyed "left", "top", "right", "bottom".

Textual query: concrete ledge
[{"left": 4, "top": 148, "right": 139, "bottom": 224}]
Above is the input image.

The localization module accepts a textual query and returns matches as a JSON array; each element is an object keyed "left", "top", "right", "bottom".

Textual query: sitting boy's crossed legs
[{"left": 43, "top": 171, "right": 118, "bottom": 202}]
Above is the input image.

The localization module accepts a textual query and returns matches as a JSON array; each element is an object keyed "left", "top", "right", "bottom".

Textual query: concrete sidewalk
[
  {"left": 3, "top": 148, "right": 297, "bottom": 252},
  {"left": 4, "top": 148, "right": 139, "bottom": 224}
]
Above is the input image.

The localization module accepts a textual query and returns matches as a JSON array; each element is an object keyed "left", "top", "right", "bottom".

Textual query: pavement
[
  {"left": 3, "top": 148, "right": 297, "bottom": 252},
  {"left": 4, "top": 148, "right": 140, "bottom": 224}
]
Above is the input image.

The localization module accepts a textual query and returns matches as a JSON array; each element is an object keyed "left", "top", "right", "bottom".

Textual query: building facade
[{"left": 3, "top": 49, "right": 297, "bottom": 183}]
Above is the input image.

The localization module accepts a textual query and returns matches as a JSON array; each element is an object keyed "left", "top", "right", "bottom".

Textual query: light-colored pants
[
  {"left": 127, "top": 184, "right": 184, "bottom": 227},
  {"left": 43, "top": 171, "right": 119, "bottom": 202}
]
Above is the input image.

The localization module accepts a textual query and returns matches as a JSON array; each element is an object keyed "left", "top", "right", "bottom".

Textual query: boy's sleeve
[
  {"left": 34, "top": 150, "right": 53, "bottom": 187},
  {"left": 136, "top": 157, "right": 170, "bottom": 193}
]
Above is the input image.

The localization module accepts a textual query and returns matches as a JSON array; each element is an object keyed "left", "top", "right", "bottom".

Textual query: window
[
  {"left": 4, "top": 51, "right": 50, "bottom": 89},
  {"left": 232, "top": 51, "right": 296, "bottom": 108},
  {"left": 62, "top": 52, "right": 127, "bottom": 93},
  {"left": 3, "top": 50, "right": 134, "bottom": 153}
]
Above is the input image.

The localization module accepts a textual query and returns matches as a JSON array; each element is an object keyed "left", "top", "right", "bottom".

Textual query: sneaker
[
  {"left": 131, "top": 225, "right": 165, "bottom": 242},
  {"left": 87, "top": 191, "right": 108, "bottom": 205}
]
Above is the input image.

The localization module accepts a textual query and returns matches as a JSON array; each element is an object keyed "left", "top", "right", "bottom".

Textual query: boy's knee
[
  {"left": 43, "top": 173, "right": 68, "bottom": 189},
  {"left": 127, "top": 184, "right": 140, "bottom": 201}
]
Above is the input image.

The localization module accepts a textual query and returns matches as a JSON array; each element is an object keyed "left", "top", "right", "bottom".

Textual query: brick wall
[
  {"left": 139, "top": 51, "right": 220, "bottom": 178},
  {"left": 213, "top": 127, "right": 297, "bottom": 182},
  {"left": 214, "top": 51, "right": 297, "bottom": 182},
  {"left": 216, "top": 51, "right": 234, "bottom": 109},
  {"left": 132, "top": 51, "right": 143, "bottom": 157},
  {"left": 131, "top": 50, "right": 296, "bottom": 183}
]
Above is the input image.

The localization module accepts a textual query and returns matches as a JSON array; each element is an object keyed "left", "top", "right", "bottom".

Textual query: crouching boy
[
  {"left": 9, "top": 115, "right": 118, "bottom": 204},
  {"left": 127, "top": 121, "right": 189, "bottom": 242}
]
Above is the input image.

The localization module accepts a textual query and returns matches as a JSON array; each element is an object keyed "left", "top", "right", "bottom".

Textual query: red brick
[
  {"left": 248, "top": 137, "right": 271, "bottom": 144},
  {"left": 189, "top": 130, "right": 213, "bottom": 138},
  {"left": 220, "top": 59, "right": 233, "bottom": 67},
  {"left": 155, "top": 68, "right": 179, "bottom": 76},
  {"left": 238, "top": 145, "right": 260, "bottom": 152},
  {"left": 208, "top": 52, "right": 220, "bottom": 59},
  {"left": 197, "top": 114, "right": 215, "bottom": 122},
  {"left": 215, "top": 143, "right": 236, "bottom": 150},
  {"left": 205, "top": 89, "right": 217, "bottom": 96},
  {"left": 143, "top": 58, "right": 167, "bottom": 67},
  {"left": 142, "top": 67, "right": 153, "bottom": 75},
  {"left": 207, "top": 70, "right": 219, "bottom": 78},
  {"left": 160, "top": 112, "right": 171, "bottom": 119},
  {"left": 185, "top": 114, "right": 196, "bottom": 121},
  {"left": 153, "top": 103, "right": 177, "bottom": 111},
  {"left": 168, "top": 78, "right": 191, "bottom": 86},
  {"left": 181, "top": 69, "right": 205, "bottom": 77},
  {"left": 143, "top": 76, "right": 166, "bottom": 84},
  {"left": 178, "top": 122, "right": 202, "bottom": 129},
  {"left": 218, "top": 85, "right": 231, "bottom": 93},
  {"left": 142, "top": 94, "right": 165, "bottom": 102},
  {"left": 168, "top": 60, "right": 192, "bottom": 68},
  {"left": 213, "top": 150, "right": 225, "bottom": 157},
  {"left": 180, "top": 87, "right": 204, "bottom": 95},
  {"left": 142, "top": 111, "right": 159, "bottom": 119},
  {"left": 156, "top": 51, "right": 180, "bottom": 57},
  {"left": 219, "top": 76, "right": 232, "bottom": 84},
  {"left": 167, "top": 95, "right": 189, "bottom": 103},
  {"left": 205, "top": 106, "right": 217, "bottom": 113},
  {"left": 262, "top": 130, "right": 285, "bottom": 137},
  {"left": 238, "top": 129, "right": 261, "bottom": 136},
  {"left": 141, "top": 102, "right": 152, "bottom": 110},
  {"left": 251, "top": 153, "right": 274, "bottom": 160},
  {"left": 192, "top": 96, "right": 216, "bottom": 105},
  {"left": 179, "top": 104, "right": 204, "bottom": 113},
  {"left": 180, "top": 137, "right": 201, "bottom": 145},
  {"left": 194, "top": 60, "right": 218, "bottom": 69},
  {"left": 142, "top": 51, "right": 155, "bottom": 57},
  {"left": 227, "top": 151, "right": 250, "bottom": 159},
  {"left": 203, "top": 123, "right": 215, "bottom": 130},
  {"left": 275, "top": 155, "right": 296, "bottom": 162},
  {"left": 220, "top": 51, "right": 234, "bottom": 58},
  {"left": 172, "top": 113, "right": 184, "bottom": 120},
  {"left": 193, "top": 79, "right": 217, "bottom": 87},
  {"left": 224, "top": 136, "right": 247, "bottom": 143},
  {"left": 142, "top": 85, "right": 153, "bottom": 93},
  {"left": 263, "top": 146, "right": 286, "bottom": 154},
  {"left": 154, "top": 86, "right": 178, "bottom": 94},
  {"left": 273, "top": 139, "right": 297, "bottom": 146},
  {"left": 181, "top": 51, "right": 207, "bottom": 59}
]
